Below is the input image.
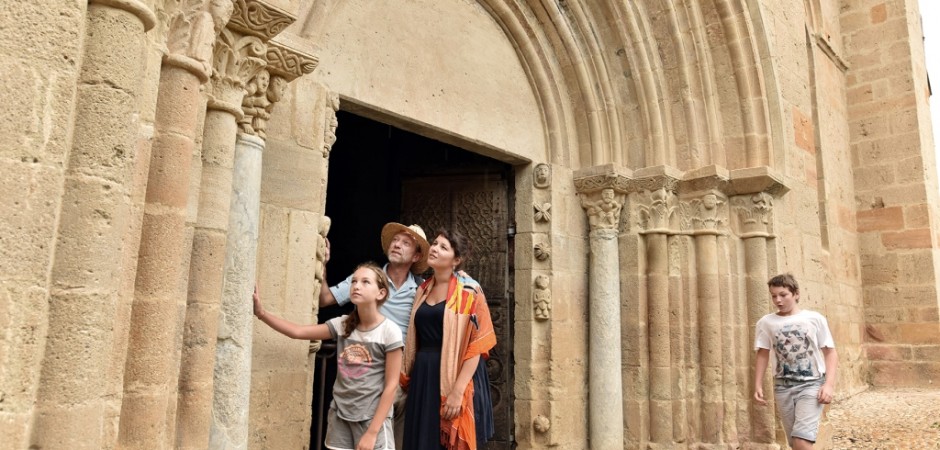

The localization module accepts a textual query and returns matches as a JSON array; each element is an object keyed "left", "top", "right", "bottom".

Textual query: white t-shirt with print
[
  {"left": 755, "top": 309, "right": 835, "bottom": 381},
  {"left": 326, "top": 316, "right": 403, "bottom": 422}
]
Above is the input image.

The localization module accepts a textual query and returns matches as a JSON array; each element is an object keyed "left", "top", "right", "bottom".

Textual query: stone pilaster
[
  {"left": 575, "top": 166, "right": 628, "bottom": 450},
  {"left": 29, "top": 1, "right": 156, "bottom": 449}
]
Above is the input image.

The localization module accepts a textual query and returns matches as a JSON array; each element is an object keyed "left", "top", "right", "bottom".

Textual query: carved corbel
[
  {"left": 164, "top": 0, "right": 235, "bottom": 81},
  {"left": 732, "top": 192, "right": 775, "bottom": 238}
]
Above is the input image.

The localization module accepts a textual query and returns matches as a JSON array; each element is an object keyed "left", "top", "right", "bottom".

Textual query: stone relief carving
[
  {"left": 533, "top": 242, "right": 550, "bottom": 261},
  {"left": 533, "top": 163, "right": 551, "bottom": 189},
  {"left": 322, "top": 92, "right": 340, "bottom": 158},
  {"left": 732, "top": 192, "right": 774, "bottom": 236},
  {"left": 165, "top": 0, "right": 234, "bottom": 78},
  {"left": 227, "top": 0, "right": 296, "bottom": 41},
  {"left": 580, "top": 188, "right": 623, "bottom": 231},
  {"left": 314, "top": 215, "right": 331, "bottom": 286},
  {"left": 239, "top": 69, "right": 287, "bottom": 138},
  {"left": 533, "top": 275, "right": 551, "bottom": 321},
  {"left": 636, "top": 187, "right": 678, "bottom": 232},
  {"left": 534, "top": 202, "right": 552, "bottom": 223},
  {"left": 533, "top": 414, "right": 551, "bottom": 433}
]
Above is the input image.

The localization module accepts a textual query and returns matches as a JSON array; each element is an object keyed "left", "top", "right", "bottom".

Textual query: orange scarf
[{"left": 401, "top": 275, "right": 496, "bottom": 450}]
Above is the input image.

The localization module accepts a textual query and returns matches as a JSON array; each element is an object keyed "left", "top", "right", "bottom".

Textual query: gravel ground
[{"left": 829, "top": 387, "right": 940, "bottom": 449}]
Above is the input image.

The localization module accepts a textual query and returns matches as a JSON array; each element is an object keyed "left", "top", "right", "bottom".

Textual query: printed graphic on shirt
[
  {"left": 338, "top": 343, "right": 373, "bottom": 379},
  {"left": 774, "top": 324, "right": 820, "bottom": 379}
]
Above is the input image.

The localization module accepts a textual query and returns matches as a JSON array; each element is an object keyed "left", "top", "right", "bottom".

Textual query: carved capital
[
  {"left": 732, "top": 192, "right": 775, "bottom": 238},
  {"left": 678, "top": 191, "right": 728, "bottom": 234},
  {"left": 579, "top": 188, "right": 624, "bottom": 231},
  {"left": 265, "top": 40, "right": 318, "bottom": 82},
  {"left": 164, "top": 0, "right": 235, "bottom": 81},
  {"left": 634, "top": 187, "right": 679, "bottom": 234},
  {"left": 228, "top": 0, "right": 296, "bottom": 41},
  {"left": 209, "top": 28, "right": 267, "bottom": 114}
]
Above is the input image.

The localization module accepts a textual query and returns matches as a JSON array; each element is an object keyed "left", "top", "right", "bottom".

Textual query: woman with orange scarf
[{"left": 400, "top": 228, "right": 496, "bottom": 450}]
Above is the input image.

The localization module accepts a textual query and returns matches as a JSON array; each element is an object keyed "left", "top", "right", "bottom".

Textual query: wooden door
[{"left": 401, "top": 174, "right": 514, "bottom": 449}]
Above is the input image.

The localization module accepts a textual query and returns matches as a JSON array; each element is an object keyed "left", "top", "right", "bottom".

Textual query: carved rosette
[
  {"left": 732, "top": 192, "right": 775, "bottom": 238},
  {"left": 227, "top": 0, "right": 296, "bottom": 41},
  {"left": 533, "top": 202, "right": 552, "bottom": 223},
  {"left": 533, "top": 242, "right": 550, "bottom": 261}
]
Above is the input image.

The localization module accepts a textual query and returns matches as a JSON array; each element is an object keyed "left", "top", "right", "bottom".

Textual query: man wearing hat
[{"left": 318, "top": 222, "right": 430, "bottom": 337}]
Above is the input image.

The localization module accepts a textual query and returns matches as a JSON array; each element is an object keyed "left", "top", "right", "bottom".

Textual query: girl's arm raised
[
  {"left": 253, "top": 286, "right": 333, "bottom": 341},
  {"left": 357, "top": 347, "right": 403, "bottom": 450}
]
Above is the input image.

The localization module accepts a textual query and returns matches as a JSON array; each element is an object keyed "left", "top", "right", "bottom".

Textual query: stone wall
[{"left": 842, "top": 0, "right": 940, "bottom": 387}]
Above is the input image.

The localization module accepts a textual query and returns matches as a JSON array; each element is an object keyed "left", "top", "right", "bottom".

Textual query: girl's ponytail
[{"left": 341, "top": 262, "right": 389, "bottom": 337}]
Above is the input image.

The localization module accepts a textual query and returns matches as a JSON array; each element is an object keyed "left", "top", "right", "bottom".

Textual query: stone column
[
  {"left": 210, "top": 132, "right": 265, "bottom": 449},
  {"left": 174, "top": 25, "right": 268, "bottom": 450},
  {"left": 691, "top": 192, "right": 726, "bottom": 443},
  {"left": 639, "top": 187, "right": 677, "bottom": 444},
  {"left": 29, "top": 1, "right": 156, "bottom": 449},
  {"left": 733, "top": 192, "right": 776, "bottom": 445},
  {"left": 578, "top": 186, "right": 626, "bottom": 450},
  {"left": 118, "top": 3, "right": 233, "bottom": 449}
]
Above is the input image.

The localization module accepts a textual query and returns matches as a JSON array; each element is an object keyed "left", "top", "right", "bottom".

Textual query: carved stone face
[
  {"left": 535, "top": 275, "right": 549, "bottom": 289},
  {"left": 602, "top": 188, "right": 614, "bottom": 202},
  {"left": 534, "top": 164, "right": 550, "bottom": 187},
  {"left": 254, "top": 70, "right": 270, "bottom": 93},
  {"left": 703, "top": 193, "right": 718, "bottom": 209}
]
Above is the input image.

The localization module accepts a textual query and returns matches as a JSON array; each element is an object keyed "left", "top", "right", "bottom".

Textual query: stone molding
[
  {"left": 265, "top": 40, "right": 318, "bottom": 81},
  {"left": 92, "top": 0, "right": 157, "bottom": 31},
  {"left": 228, "top": 0, "right": 296, "bottom": 41}
]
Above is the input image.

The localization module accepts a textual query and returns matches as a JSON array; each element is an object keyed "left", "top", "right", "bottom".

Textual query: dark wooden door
[{"left": 401, "top": 174, "right": 514, "bottom": 449}]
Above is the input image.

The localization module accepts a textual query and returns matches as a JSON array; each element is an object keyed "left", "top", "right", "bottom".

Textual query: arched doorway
[{"left": 315, "top": 110, "right": 516, "bottom": 449}]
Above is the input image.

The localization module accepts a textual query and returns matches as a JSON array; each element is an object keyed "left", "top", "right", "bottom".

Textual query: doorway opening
[{"left": 313, "top": 110, "right": 516, "bottom": 449}]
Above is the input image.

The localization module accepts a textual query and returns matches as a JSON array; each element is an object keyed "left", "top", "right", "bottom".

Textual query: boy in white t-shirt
[{"left": 753, "top": 274, "right": 838, "bottom": 450}]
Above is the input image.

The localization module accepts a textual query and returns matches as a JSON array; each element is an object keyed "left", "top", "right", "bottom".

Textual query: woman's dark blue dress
[{"left": 403, "top": 300, "right": 495, "bottom": 449}]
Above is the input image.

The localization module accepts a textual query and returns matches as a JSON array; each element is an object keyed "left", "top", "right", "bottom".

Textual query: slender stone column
[
  {"left": 692, "top": 193, "right": 725, "bottom": 443},
  {"left": 733, "top": 192, "right": 777, "bottom": 445},
  {"left": 646, "top": 232, "right": 673, "bottom": 443},
  {"left": 29, "top": 1, "right": 155, "bottom": 448},
  {"left": 578, "top": 187, "right": 625, "bottom": 450},
  {"left": 210, "top": 132, "right": 265, "bottom": 449}
]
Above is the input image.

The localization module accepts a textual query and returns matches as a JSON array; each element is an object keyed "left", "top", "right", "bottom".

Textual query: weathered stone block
[
  {"left": 881, "top": 228, "right": 932, "bottom": 249},
  {"left": 856, "top": 206, "right": 904, "bottom": 232}
]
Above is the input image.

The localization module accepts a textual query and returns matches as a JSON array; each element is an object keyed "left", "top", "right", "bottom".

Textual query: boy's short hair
[{"left": 767, "top": 273, "right": 800, "bottom": 294}]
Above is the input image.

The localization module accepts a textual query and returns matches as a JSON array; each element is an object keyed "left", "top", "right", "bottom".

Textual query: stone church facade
[{"left": 2, "top": 0, "right": 939, "bottom": 449}]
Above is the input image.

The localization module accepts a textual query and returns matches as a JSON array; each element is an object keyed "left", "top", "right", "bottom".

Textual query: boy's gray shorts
[
  {"left": 325, "top": 408, "right": 395, "bottom": 450},
  {"left": 774, "top": 377, "right": 826, "bottom": 445}
]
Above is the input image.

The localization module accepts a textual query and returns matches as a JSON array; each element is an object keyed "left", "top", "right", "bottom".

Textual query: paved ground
[{"left": 829, "top": 387, "right": 940, "bottom": 449}]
